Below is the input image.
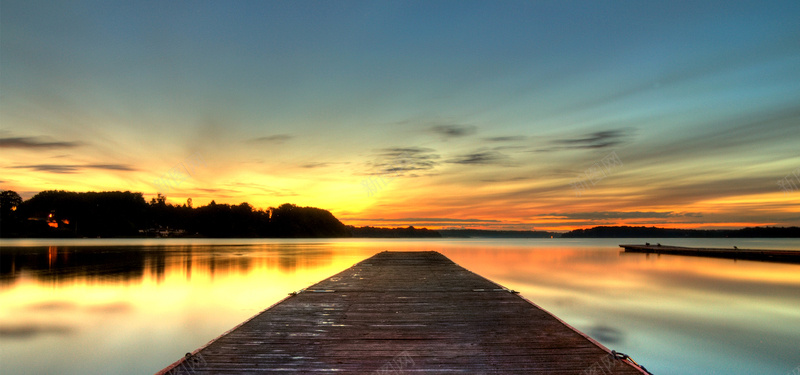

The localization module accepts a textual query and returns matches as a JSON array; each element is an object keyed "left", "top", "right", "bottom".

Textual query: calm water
[{"left": 1, "top": 238, "right": 799, "bottom": 375}]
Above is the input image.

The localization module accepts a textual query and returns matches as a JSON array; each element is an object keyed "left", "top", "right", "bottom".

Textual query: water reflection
[
  {"left": 439, "top": 242, "right": 800, "bottom": 375},
  {"left": 1, "top": 240, "right": 378, "bottom": 375},
  {"left": 0, "top": 244, "right": 336, "bottom": 286},
  {"left": 0, "top": 238, "right": 798, "bottom": 375}
]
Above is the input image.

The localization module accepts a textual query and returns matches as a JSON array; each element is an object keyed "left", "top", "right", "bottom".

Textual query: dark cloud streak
[
  {"left": 485, "top": 136, "right": 526, "bottom": 142},
  {"left": 543, "top": 211, "right": 703, "bottom": 220},
  {"left": 481, "top": 176, "right": 532, "bottom": 183},
  {"left": 85, "top": 164, "right": 137, "bottom": 171},
  {"left": 549, "top": 129, "right": 631, "bottom": 150},
  {"left": 428, "top": 124, "right": 477, "bottom": 138},
  {"left": 301, "top": 162, "right": 331, "bottom": 169},
  {"left": 0, "top": 137, "right": 81, "bottom": 149},
  {"left": 349, "top": 217, "right": 502, "bottom": 223},
  {"left": 447, "top": 150, "right": 510, "bottom": 165},
  {"left": 249, "top": 134, "right": 292, "bottom": 143},
  {"left": 371, "top": 147, "right": 440, "bottom": 175},
  {"left": 12, "top": 164, "right": 136, "bottom": 174}
]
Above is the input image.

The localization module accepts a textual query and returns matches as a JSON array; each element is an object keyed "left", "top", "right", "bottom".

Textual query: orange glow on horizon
[
  {"left": 5, "top": 164, "right": 799, "bottom": 232},
  {"left": 338, "top": 218, "right": 782, "bottom": 232}
]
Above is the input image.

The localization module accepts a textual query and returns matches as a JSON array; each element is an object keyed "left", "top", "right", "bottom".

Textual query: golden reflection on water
[
  {"left": 1, "top": 239, "right": 799, "bottom": 375},
  {"left": 442, "top": 244, "right": 800, "bottom": 375},
  {"left": 0, "top": 242, "right": 381, "bottom": 374}
]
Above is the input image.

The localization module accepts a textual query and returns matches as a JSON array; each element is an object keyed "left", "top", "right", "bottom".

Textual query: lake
[{"left": 1, "top": 238, "right": 799, "bottom": 374}]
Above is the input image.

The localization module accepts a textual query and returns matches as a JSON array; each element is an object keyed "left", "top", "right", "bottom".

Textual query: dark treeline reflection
[{"left": 0, "top": 245, "right": 333, "bottom": 286}]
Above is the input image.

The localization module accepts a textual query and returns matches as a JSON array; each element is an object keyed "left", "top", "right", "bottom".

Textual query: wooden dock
[
  {"left": 157, "top": 251, "right": 650, "bottom": 374},
  {"left": 620, "top": 244, "right": 800, "bottom": 263}
]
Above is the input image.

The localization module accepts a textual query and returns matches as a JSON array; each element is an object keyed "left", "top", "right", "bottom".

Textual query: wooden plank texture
[{"left": 157, "top": 251, "right": 649, "bottom": 374}]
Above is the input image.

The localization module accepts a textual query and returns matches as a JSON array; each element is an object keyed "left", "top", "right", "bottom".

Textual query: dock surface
[
  {"left": 158, "top": 251, "right": 648, "bottom": 374},
  {"left": 620, "top": 244, "right": 800, "bottom": 263}
]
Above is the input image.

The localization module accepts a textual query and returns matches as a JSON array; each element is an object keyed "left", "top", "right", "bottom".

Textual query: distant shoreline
[
  {"left": 3, "top": 226, "right": 799, "bottom": 239},
  {"left": 2, "top": 190, "right": 798, "bottom": 239}
]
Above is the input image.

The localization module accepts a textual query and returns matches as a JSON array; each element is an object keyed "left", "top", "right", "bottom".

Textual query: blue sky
[{"left": 2, "top": 0, "right": 799, "bottom": 230}]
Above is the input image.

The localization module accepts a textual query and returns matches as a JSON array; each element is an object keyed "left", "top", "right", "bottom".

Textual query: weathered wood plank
[{"left": 157, "top": 251, "right": 650, "bottom": 374}]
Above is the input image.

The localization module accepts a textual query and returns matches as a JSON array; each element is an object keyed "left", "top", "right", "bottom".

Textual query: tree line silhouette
[
  {"left": 0, "top": 190, "right": 348, "bottom": 238},
  {"left": 2, "top": 190, "right": 797, "bottom": 238}
]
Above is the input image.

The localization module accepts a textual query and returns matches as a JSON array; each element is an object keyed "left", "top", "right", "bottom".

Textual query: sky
[{"left": 1, "top": 0, "right": 799, "bottom": 231}]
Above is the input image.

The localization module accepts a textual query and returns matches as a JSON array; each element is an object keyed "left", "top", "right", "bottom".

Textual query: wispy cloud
[
  {"left": 554, "top": 129, "right": 630, "bottom": 149},
  {"left": 618, "top": 176, "right": 779, "bottom": 208},
  {"left": 480, "top": 176, "right": 532, "bottom": 183},
  {"left": 11, "top": 165, "right": 77, "bottom": 173},
  {"left": 86, "top": 164, "right": 137, "bottom": 171},
  {"left": 349, "top": 217, "right": 502, "bottom": 224},
  {"left": 11, "top": 164, "right": 136, "bottom": 174},
  {"left": 535, "top": 129, "right": 634, "bottom": 152},
  {"left": 248, "top": 134, "right": 293, "bottom": 144},
  {"left": 428, "top": 124, "right": 477, "bottom": 139},
  {"left": 192, "top": 188, "right": 239, "bottom": 194},
  {"left": 0, "top": 136, "right": 81, "bottom": 149},
  {"left": 446, "top": 150, "right": 510, "bottom": 165},
  {"left": 624, "top": 108, "right": 798, "bottom": 169},
  {"left": 542, "top": 211, "right": 703, "bottom": 220},
  {"left": 485, "top": 135, "right": 526, "bottom": 142},
  {"left": 300, "top": 161, "right": 351, "bottom": 169},
  {"left": 370, "top": 147, "right": 440, "bottom": 175},
  {"left": 301, "top": 162, "right": 331, "bottom": 169}
]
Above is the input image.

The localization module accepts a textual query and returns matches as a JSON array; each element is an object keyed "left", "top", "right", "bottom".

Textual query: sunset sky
[{"left": 2, "top": 1, "right": 799, "bottom": 231}]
